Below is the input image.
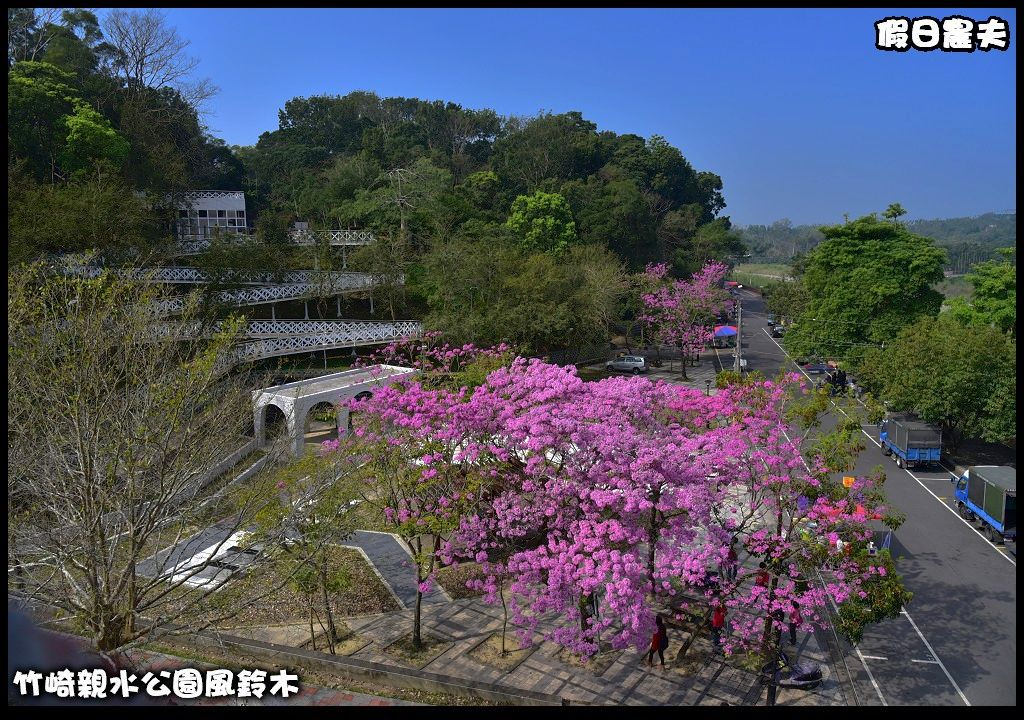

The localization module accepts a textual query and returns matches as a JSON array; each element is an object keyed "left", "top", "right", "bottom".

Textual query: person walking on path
[
  {"left": 647, "top": 615, "right": 668, "bottom": 667},
  {"left": 723, "top": 539, "right": 739, "bottom": 582},
  {"left": 788, "top": 602, "right": 802, "bottom": 646},
  {"left": 710, "top": 604, "right": 726, "bottom": 651}
]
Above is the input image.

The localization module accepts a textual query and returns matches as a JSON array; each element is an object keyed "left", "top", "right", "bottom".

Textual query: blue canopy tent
[{"left": 713, "top": 325, "right": 737, "bottom": 348}]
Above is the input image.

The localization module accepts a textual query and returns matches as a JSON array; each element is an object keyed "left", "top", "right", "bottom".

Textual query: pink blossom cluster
[
  {"left": 355, "top": 331, "right": 512, "bottom": 376},
  {"left": 638, "top": 261, "right": 733, "bottom": 358},
  {"left": 324, "top": 354, "right": 891, "bottom": 659}
]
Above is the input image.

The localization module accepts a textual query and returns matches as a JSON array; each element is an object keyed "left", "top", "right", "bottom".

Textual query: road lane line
[
  {"left": 861, "top": 655, "right": 889, "bottom": 661},
  {"left": 910, "top": 659, "right": 940, "bottom": 664},
  {"left": 781, "top": 423, "right": 887, "bottom": 706},
  {"left": 760, "top": 328, "right": 1015, "bottom": 567},
  {"left": 759, "top": 317, "right": 980, "bottom": 705},
  {"left": 901, "top": 608, "right": 971, "bottom": 705}
]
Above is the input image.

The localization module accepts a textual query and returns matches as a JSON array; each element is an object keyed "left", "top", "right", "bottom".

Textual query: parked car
[
  {"left": 802, "top": 362, "right": 830, "bottom": 375},
  {"left": 765, "top": 313, "right": 776, "bottom": 325},
  {"left": 770, "top": 325, "right": 785, "bottom": 338},
  {"left": 606, "top": 355, "right": 647, "bottom": 374}
]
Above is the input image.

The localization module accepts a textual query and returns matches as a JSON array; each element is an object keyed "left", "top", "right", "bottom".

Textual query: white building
[{"left": 175, "top": 190, "right": 249, "bottom": 240}]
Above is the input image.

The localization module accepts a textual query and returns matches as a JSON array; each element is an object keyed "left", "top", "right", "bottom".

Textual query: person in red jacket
[
  {"left": 710, "top": 604, "right": 726, "bottom": 651},
  {"left": 789, "top": 602, "right": 803, "bottom": 645},
  {"left": 647, "top": 615, "right": 668, "bottom": 667},
  {"left": 755, "top": 561, "right": 771, "bottom": 588}
]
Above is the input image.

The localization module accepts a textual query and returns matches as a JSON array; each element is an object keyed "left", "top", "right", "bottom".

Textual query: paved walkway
[
  {"left": 341, "top": 591, "right": 846, "bottom": 706},
  {"left": 340, "top": 531, "right": 450, "bottom": 609},
  {"left": 586, "top": 346, "right": 727, "bottom": 395}
]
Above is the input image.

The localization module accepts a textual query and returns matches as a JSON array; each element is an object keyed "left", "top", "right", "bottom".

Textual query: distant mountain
[{"left": 737, "top": 213, "right": 1015, "bottom": 273}]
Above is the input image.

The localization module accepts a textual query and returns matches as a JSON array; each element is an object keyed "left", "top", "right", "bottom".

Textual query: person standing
[
  {"left": 755, "top": 561, "right": 771, "bottom": 588},
  {"left": 710, "top": 604, "right": 726, "bottom": 651},
  {"left": 725, "top": 540, "right": 739, "bottom": 581},
  {"left": 789, "top": 602, "right": 802, "bottom": 645},
  {"left": 647, "top": 615, "right": 668, "bottom": 667}
]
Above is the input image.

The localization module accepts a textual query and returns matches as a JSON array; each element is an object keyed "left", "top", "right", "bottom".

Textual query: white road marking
[
  {"left": 902, "top": 608, "right": 971, "bottom": 705},
  {"left": 910, "top": 659, "right": 940, "bottom": 665},
  {"left": 783, "top": 424, "right": 888, "bottom": 706},
  {"left": 759, "top": 321, "right": 976, "bottom": 705},
  {"left": 861, "top": 655, "right": 889, "bottom": 661},
  {"left": 760, "top": 328, "right": 1015, "bottom": 567}
]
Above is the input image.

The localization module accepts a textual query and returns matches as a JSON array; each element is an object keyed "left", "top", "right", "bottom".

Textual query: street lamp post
[{"left": 705, "top": 379, "right": 711, "bottom": 396}]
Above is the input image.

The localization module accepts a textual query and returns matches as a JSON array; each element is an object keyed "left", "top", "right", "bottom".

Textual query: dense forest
[
  {"left": 739, "top": 213, "right": 1016, "bottom": 273},
  {"left": 8, "top": 7, "right": 751, "bottom": 354},
  {"left": 8, "top": 8, "right": 1012, "bottom": 358}
]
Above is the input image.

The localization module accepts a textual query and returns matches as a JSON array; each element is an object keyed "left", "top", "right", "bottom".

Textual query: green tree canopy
[
  {"left": 505, "top": 190, "right": 578, "bottom": 254},
  {"left": 783, "top": 215, "right": 947, "bottom": 363},
  {"left": 882, "top": 202, "right": 907, "bottom": 223},
  {"left": 59, "top": 102, "right": 130, "bottom": 175},
  {"left": 857, "top": 314, "right": 1015, "bottom": 447},
  {"left": 946, "top": 247, "right": 1016, "bottom": 337}
]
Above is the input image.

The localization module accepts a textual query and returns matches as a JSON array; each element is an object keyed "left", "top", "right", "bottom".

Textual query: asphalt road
[{"left": 734, "top": 288, "right": 1016, "bottom": 707}]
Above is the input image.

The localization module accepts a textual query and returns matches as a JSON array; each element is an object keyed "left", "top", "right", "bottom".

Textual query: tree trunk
[
  {"left": 500, "top": 580, "right": 508, "bottom": 657},
  {"left": 647, "top": 503, "right": 659, "bottom": 593},
  {"left": 308, "top": 594, "right": 316, "bottom": 650},
  {"left": 320, "top": 554, "right": 337, "bottom": 654},
  {"left": 412, "top": 537, "right": 423, "bottom": 648}
]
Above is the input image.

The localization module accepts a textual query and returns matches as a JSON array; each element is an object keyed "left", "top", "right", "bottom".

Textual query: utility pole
[{"left": 734, "top": 300, "right": 742, "bottom": 373}]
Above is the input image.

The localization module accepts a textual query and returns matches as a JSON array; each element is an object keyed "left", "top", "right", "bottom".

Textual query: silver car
[{"left": 606, "top": 355, "right": 647, "bottom": 374}]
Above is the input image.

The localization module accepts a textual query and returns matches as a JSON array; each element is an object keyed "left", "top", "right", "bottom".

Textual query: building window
[
  {"left": 198, "top": 210, "right": 208, "bottom": 218},
  {"left": 217, "top": 210, "right": 226, "bottom": 218},
  {"left": 179, "top": 209, "right": 188, "bottom": 218},
  {"left": 237, "top": 210, "right": 245, "bottom": 218},
  {"left": 228, "top": 219, "right": 237, "bottom": 226}
]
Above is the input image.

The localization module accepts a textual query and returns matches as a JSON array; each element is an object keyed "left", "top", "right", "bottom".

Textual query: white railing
[
  {"left": 182, "top": 190, "right": 246, "bottom": 202},
  {"left": 288, "top": 229, "right": 375, "bottom": 246},
  {"left": 151, "top": 277, "right": 383, "bottom": 315},
  {"left": 241, "top": 319, "right": 419, "bottom": 338},
  {"left": 234, "top": 322, "right": 421, "bottom": 363},
  {"left": 175, "top": 232, "right": 256, "bottom": 255},
  {"left": 174, "top": 229, "right": 374, "bottom": 254},
  {"left": 152, "top": 319, "right": 421, "bottom": 340},
  {"left": 68, "top": 264, "right": 372, "bottom": 287}
]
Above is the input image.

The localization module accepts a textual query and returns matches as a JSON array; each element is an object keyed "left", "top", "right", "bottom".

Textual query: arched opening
[
  {"left": 264, "top": 403, "right": 288, "bottom": 442},
  {"left": 304, "top": 400, "right": 339, "bottom": 451},
  {"left": 348, "top": 391, "right": 373, "bottom": 434}
]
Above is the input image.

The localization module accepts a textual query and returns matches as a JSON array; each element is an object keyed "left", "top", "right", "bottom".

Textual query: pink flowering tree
[
  {"left": 357, "top": 331, "right": 513, "bottom": 390},
  {"left": 326, "top": 352, "right": 910, "bottom": 669},
  {"left": 323, "top": 376, "right": 511, "bottom": 649},
  {"left": 441, "top": 362, "right": 910, "bottom": 667},
  {"left": 442, "top": 359, "right": 753, "bottom": 657},
  {"left": 638, "top": 261, "right": 732, "bottom": 379},
  {"left": 698, "top": 373, "right": 910, "bottom": 669}
]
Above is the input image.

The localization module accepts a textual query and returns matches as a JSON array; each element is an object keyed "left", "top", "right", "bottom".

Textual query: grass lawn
[
  {"left": 576, "top": 365, "right": 614, "bottom": 382},
  {"left": 435, "top": 562, "right": 487, "bottom": 599},
  {"left": 936, "top": 275, "right": 973, "bottom": 300},
  {"left": 734, "top": 263, "right": 793, "bottom": 277},
  {"left": 381, "top": 632, "right": 454, "bottom": 669},
  {"left": 166, "top": 544, "right": 402, "bottom": 628}
]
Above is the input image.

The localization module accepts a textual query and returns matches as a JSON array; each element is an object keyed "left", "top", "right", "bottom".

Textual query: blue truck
[
  {"left": 953, "top": 466, "right": 1016, "bottom": 544},
  {"left": 879, "top": 414, "right": 942, "bottom": 469}
]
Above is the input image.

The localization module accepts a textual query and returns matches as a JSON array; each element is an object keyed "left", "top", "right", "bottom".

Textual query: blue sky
[{"left": 157, "top": 8, "right": 1016, "bottom": 226}]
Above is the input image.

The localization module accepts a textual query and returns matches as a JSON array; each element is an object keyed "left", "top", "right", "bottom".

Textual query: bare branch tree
[
  {"left": 7, "top": 7, "right": 63, "bottom": 64},
  {"left": 101, "top": 8, "right": 217, "bottom": 111},
  {"left": 7, "top": 261, "right": 336, "bottom": 654}
]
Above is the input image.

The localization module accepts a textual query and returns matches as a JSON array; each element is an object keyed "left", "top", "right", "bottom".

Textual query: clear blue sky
[{"left": 156, "top": 8, "right": 1016, "bottom": 226}]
